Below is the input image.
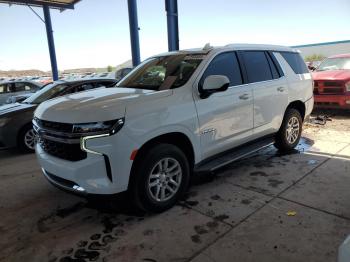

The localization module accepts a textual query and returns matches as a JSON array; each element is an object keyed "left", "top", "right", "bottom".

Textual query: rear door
[
  {"left": 240, "top": 51, "right": 288, "bottom": 135},
  {"left": 194, "top": 51, "right": 254, "bottom": 159}
]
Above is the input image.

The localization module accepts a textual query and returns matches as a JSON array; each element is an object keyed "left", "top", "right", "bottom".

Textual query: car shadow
[
  {"left": 312, "top": 108, "right": 350, "bottom": 119},
  {"left": 0, "top": 148, "right": 29, "bottom": 159}
]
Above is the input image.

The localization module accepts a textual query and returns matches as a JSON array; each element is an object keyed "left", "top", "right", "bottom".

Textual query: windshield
[
  {"left": 117, "top": 54, "right": 204, "bottom": 91},
  {"left": 23, "top": 82, "right": 69, "bottom": 104},
  {"left": 317, "top": 57, "right": 350, "bottom": 71}
]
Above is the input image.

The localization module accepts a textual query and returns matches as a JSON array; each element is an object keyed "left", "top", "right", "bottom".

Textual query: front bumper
[
  {"left": 314, "top": 94, "right": 350, "bottom": 109},
  {"left": 36, "top": 144, "right": 117, "bottom": 194},
  {"left": 36, "top": 128, "right": 136, "bottom": 195}
]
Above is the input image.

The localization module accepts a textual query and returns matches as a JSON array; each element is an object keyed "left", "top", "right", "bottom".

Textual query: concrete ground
[{"left": 1, "top": 111, "right": 350, "bottom": 262}]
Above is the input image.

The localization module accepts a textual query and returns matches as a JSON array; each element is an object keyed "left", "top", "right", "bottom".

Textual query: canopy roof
[{"left": 0, "top": 0, "right": 80, "bottom": 10}]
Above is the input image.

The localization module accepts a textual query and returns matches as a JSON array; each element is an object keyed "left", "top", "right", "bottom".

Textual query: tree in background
[
  {"left": 107, "top": 65, "right": 113, "bottom": 72},
  {"left": 305, "top": 54, "right": 326, "bottom": 62}
]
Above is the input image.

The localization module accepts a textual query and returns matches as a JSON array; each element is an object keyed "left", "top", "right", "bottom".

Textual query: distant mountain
[
  {"left": 0, "top": 60, "right": 133, "bottom": 78},
  {"left": 0, "top": 69, "right": 47, "bottom": 78}
]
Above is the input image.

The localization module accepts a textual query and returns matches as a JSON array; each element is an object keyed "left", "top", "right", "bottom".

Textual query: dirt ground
[{"left": 1, "top": 110, "right": 350, "bottom": 262}]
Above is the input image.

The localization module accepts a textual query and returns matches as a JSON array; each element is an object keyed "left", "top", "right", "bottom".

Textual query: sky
[{"left": 0, "top": 0, "right": 349, "bottom": 71}]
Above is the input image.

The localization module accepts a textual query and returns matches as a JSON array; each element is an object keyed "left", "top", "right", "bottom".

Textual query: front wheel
[
  {"left": 129, "top": 144, "right": 190, "bottom": 213},
  {"left": 274, "top": 108, "right": 303, "bottom": 152},
  {"left": 18, "top": 125, "right": 36, "bottom": 153}
]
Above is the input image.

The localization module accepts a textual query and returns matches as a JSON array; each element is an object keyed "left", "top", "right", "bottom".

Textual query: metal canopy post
[
  {"left": 127, "top": 0, "right": 141, "bottom": 66},
  {"left": 43, "top": 5, "right": 59, "bottom": 81},
  {"left": 165, "top": 0, "right": 179, "bottom": 51}
]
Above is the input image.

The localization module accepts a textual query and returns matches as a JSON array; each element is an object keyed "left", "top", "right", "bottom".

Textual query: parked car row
[
  {"left": 0, "top": 68, "right": 133, "bottom": 106},
  {"left": 0, "top": 79, "right": 117, "bottom": 152},
  {"left": 0, "top": 80, "right": 43, "bottom": 105},
  {"left": 1, "top": 67, "right": 133, "bottom": 86}
]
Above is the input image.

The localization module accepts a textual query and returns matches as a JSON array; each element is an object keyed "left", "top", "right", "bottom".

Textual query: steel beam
[
  {"left": 127, "top": 0, "right": 141, "bottom": 66},
  {"left": 165, "top": 0, "right": 179, "bottom": 51},
  {"left": 43, "top": 5, "right": 59, "bottom": 81}
]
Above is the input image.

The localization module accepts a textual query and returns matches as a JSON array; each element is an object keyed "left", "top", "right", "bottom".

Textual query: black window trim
[
  {"left": 238, "top": 50, "right": 286, "bottom": 84},
  {"left": 198, "top": 50, "right": 245, "bottom": 91},
  {"left": 267, "top": 51, "right": 285, "bottom": 77}
]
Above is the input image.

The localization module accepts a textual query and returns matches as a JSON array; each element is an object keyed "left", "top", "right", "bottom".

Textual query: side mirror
[{"left": 200, "top": 75, "right": 230, "bottom": 98}]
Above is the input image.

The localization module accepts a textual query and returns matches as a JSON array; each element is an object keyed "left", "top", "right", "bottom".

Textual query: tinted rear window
[
  {"left": 243, "top": 51, "right": 273, "bottom": 83},
  {"left": 280, "top": 52, "right": 308, "bottom": 74},
  {"left": 200, "top": 52, "right": 242, "bottom": 87}
]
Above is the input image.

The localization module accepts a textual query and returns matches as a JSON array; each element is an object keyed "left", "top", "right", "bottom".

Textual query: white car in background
[
  {"left": 0, "top": 80, "right": 42, "bottom": 105},
  {"left": 34, "top": 44, "right": 313, "bottom": 212}
]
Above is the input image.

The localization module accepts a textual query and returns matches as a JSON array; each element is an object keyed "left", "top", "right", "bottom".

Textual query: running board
[{"left": 194, "top": 136, "right": 275, "bottom": 174}]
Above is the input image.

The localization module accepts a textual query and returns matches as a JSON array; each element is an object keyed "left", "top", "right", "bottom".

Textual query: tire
[
  {"left": 129, "top": 143, "right": 190, "bottom": 213},
  {"left": 18, "top": 124, "right": 36, "bottom": 153},
  {"left": 274, "top": 108, "right": 303, "bottom": 152}
]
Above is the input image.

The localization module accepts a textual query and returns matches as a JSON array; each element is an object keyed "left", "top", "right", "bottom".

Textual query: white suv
[{"left": 33, "top": 44, "right": 314, "bottom": 212}]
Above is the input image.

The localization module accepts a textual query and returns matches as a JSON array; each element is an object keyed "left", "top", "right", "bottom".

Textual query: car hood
[
  {"left": 35, "top": 87, "right": 172, "bottom": 123},
  {"left": 312, "top": 70, "right": 350, "bottom": 82},
  {"left": 0, "top": 102, "right": 36, "bottom": 116}
]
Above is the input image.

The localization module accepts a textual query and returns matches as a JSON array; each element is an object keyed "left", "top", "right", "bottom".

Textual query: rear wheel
[
  {"left": 275, "top": 108, "right": 303, "bottom": 152},
  {"left": 18, "top": 125, "right": 36, "bottom": 153},
  {"left": 129, "top": 144, "right": 190, "bottom": 213}
]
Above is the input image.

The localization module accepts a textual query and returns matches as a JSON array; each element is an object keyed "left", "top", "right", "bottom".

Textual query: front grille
[
  {"left": 34, "top": 118, "right": 87, "bottom": 161},
  {"left": 313, "top": 81, "right": 345, "bottom": 95},
  {"left": 324, "top": 81, "right": 342, "bottom": 87},
  {"left": 35, "top": 118, "right": 73, "bottom": 133},
  {"left": 38, "top": 137, "right": 86, "bottom": 161},
  {"left": 323, "top": 87, "right": 344, "bottom": 94}
]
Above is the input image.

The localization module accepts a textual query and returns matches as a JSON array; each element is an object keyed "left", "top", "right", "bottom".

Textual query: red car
[{"left": 312, "top": 53, "right": 350, "bottom": 109}]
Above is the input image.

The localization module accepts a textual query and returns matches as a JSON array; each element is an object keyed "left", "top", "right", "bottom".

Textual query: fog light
[{"left": 346, "top": 100, "right": 350, "bottom": 105}]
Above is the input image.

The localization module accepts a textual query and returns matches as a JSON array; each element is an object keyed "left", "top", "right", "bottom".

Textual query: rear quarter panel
[{"left": 274, "top": 52, "right": 313, "bottom": 104}]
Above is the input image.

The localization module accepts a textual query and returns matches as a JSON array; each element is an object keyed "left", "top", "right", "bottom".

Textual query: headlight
[
  {"left": 346, "top": 81, "right": 350, "bottom": 92},
  {"left": 0, "top": 118, "right": 10, "bottom": 127},
  {"left": 73, "top": 118, "right": 124, "bottom": 135}
]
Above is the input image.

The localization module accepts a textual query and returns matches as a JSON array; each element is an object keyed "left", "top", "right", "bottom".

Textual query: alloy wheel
[
  {"left": 286, "top": 116, "right": 300, "bottom": 144},
  {"left": 24, "top": 128, "right": 36, "bottom": 150},
  {"left": 148, "top": 157, "right": 182, "bottom": 202}
]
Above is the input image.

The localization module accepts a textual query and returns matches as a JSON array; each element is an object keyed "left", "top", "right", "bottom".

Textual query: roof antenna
[{"left": 203, "top": 43, "right": 212, "bottom": 51}]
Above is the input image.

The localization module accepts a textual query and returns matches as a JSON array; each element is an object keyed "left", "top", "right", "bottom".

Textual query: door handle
[
  {"left": 277, "top": 87, "right": 285, "bottom": 92},
  {"left": 239, "top": 94, "right": 249, "bottom": 100}
]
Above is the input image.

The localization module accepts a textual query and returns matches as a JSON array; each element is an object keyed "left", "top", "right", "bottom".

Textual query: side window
[
  {"left": 99, "top": 81, "right": 114, "bottom": 87},
  {"left": 24, "top": 83, "right": 36, "bottom": 91},
  {"left": 8, "top": 83, "right": 16, "bottom": 93},
  {"left": 80, "top": 83, "right": 95, "bottom": 91},
  {"left": 200, "top": 52, "right": 242, "bottom": 88},
  {"left": 15, "top": 83, "right": 26, "bottom": 92},
  {"left": 265, "top": 52, "right": 280, "bottom": 79},
  {"left": 0, "top": 84, "right": 7, "bottom": 93},
  {"left": 280, "top": 52, "right": 308, "bottom": 74},
  {"left": 242, "top": 51, "right": 273, "bottom": 83},
  {"left": 122, "top": 68, "right": 132, "bottom": 77}
]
